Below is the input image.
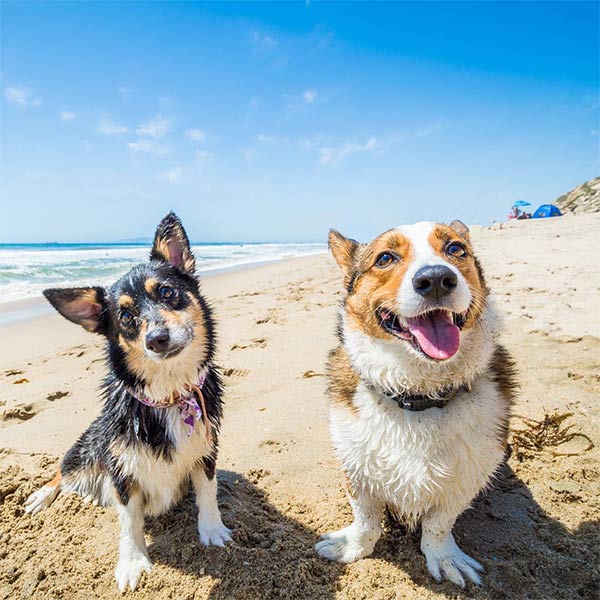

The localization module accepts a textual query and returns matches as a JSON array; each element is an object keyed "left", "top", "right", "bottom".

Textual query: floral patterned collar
[{"left": 129, "top": 370, "right": 211, "bottom": 439}]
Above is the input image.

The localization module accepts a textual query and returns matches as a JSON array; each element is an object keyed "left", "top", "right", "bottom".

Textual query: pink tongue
[{"left": 406, "top": 311, "right": 460, "bottom": 360}]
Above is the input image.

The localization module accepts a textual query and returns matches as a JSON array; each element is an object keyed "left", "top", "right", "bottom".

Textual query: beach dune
[{"left": 1, "top": 214, "right": 599, "bottom": 599}]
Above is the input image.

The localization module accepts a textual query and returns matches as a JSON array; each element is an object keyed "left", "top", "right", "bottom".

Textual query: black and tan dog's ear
[
  {"left": 329, "top": 229, "right": 360, "bottom": 285},
  {"left": 449, "top": 219, "right": 470, "bottom": 241},
  {"left": 43, "top": 287, "right": 107, "bottom": 334},
  {"left": 151, "top": 212, "right": 196, "bottom": 274}
]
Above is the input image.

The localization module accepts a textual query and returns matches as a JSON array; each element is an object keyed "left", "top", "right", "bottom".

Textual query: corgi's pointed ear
[
  {"left": 449, "top": 219, "right": 470, "bottom": 241},
  {"left": 150, "top": 212, "right": 196, "bottom": 274},
  {"left": 329, "top": 229, "right": 360, "bottom": 285},
  {"left": 43, "top": 287, "right": 107, "bottom": 334}
]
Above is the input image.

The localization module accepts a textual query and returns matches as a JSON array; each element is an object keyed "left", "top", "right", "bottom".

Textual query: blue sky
[{"left": 1, "top": 1, "right": 598, "bottom": 243}]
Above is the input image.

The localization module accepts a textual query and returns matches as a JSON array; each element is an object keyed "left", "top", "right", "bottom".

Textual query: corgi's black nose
[
  {"left": 413, "top": 265, "right": 458, "bottom": 299},
  {"left": 145, "top": 328, "right": 170, "bottom": 353}
]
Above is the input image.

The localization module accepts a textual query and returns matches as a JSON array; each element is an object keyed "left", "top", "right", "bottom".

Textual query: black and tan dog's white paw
[
  {"left": 24, "top": 484, "right": 60, "bottom": 515},
  {"left": 115, "top": 552, "right": 152, "bottom": 593}
]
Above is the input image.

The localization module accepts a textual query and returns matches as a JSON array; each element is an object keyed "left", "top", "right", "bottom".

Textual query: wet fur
[
  {"left": 317, "top": 221, "right": 517, "bottom": 588},
  {"left": 25, "top": 213, "right": 230, "bottom": 592}
]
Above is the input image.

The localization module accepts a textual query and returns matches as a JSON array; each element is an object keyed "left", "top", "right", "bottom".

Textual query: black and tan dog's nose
[
  {"left": 413, "top": 265, "right": 458, "bottom": 300},
  {"left": 145, "top": 328, "right": 170, "bottom": 353}
]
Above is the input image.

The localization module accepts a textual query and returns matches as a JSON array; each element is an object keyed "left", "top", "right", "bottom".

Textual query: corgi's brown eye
[
  {"left": 375, "top": 252, "right": 396, "bottom": 268},
  {"left": 445, "top": 242, "right": 467, "bottom": 258},
  {"left": 159, "top": 286, "right": 174, "bottom": 300},
  {"left": 120, "top": 310, "right": 134, "bottom": 325}
]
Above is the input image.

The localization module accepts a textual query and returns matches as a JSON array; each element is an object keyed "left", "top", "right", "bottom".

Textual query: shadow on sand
[
  {"left": 380, "top": 461, "right": 598, "bottom": 600},
  {"left": 145, "top": 469, "right": 344, "bottom": 599},
  {"left": 145, "top": 462, "right": 598, "bottom": 600}
]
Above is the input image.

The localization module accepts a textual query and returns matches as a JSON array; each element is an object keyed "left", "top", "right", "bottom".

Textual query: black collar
[{"left": 371, "top": 383, "right": 467, "bottom": 412}]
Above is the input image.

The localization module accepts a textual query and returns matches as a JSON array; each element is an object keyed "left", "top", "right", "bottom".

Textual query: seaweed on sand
[{"left": 511, "top": 412, "right": 594, "bottom": 460}]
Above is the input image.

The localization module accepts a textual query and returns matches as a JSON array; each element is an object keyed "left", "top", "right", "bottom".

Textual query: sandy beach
[{"left": 1, "top": 214, "right": 599, "bottom": 600}]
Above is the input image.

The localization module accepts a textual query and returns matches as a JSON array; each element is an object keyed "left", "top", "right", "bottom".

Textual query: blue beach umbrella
[{"left": 512, "top": 200, "right": 531, "bottom": 207}]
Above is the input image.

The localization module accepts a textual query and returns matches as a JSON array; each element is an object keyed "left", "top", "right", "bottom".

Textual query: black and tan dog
[{"left": 25, "top": 213, "right": 231, "bottom": 592}]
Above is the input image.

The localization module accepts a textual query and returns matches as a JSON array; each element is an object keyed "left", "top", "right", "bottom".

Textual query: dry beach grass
[{"left": 1, "top": 213, "right": 599, "bottom": 599}]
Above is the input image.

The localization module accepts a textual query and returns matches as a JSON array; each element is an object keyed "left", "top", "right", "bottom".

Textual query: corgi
[
  {"left": 315, "top": 220, "right": 516, "bottom": 587},
  {"left": 25, "top": 213, "right": 231, "bottom": 592}
]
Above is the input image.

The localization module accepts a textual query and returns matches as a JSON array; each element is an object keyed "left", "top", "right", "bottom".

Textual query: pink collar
[{"left": 130, "top": 371, "right": 211, "bottom": 440}]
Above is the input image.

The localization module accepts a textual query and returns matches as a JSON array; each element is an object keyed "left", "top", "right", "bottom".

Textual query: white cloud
[
  {"left": 297, "top": 134, "right": 333, "bottom": 151},
  {"left": 59, "top": 111, "right": 75, "bottom": 121},
  {"left": 318, "top": 137, "right": 378, "bottom": 166},
  {"left": 282, "top": 89, "right": 324, "bottom": 118},
  {"left": 310, "top": 121, "right": 444, "bottom": 166},
  {"left": 136, "top": 114, "right": 171, "bottom": 139},
  {"left": 195, "top": 149, "right": 213, "bottom": 161},
  {"left": 377, "top": 120, "right": 446, "bottom": 148},
  {"left": 185, "top": 128, "right": 206, "bottom": 142},
  {"left": 411, "top": 120, "right": 446, "bottom": 139},
  {"left": 251, "top": 30, "right": 278, "bottom": 50},
  {"left": 257, "top": 133, "right": 289, "bottom": 147},
  {"left": 117, "top": 86, "right": 133, "bottom": 99},
  {"left": 98, "top": 115, "right": 128, "bottom": 135},
  {"left": 257, "top": 134, "right": 276, "bottom": 144},
  {"left": 127, "top": 139, "right": 170, "bottom": 155},
  {"left": 303, "top": 89, "right": 317, "bottom": 104},
  {"left": 160, "top": 165, "right": 184, "bottom": 183},
  {"left": 4, "top": 85, "right": 42, "bottom": 108}
]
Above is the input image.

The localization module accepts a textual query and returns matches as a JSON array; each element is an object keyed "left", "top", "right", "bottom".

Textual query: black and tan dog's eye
[
  {"left": 445, "top": 242, "right": 467, "bottom": 258},
  {"left": 159, "top": 285, "right": 175, "bottom": 300},
  {"left": 375, "top": 252, "right": 396, "bottom": 268},
  {"left": 120, "top": 310, "right": 134, "bottom": 326}
]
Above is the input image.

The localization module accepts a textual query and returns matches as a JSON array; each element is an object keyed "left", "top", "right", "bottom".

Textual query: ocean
[{"left": 0, "top": 242, "right": 327, "bottom": 305}]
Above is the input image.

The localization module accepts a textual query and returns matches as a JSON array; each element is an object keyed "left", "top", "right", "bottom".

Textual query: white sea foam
[{"left": 0, "top": 242, "right": 326, "bottom": 304}]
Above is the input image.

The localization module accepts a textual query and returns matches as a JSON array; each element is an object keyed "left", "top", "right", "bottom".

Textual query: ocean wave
[{"left": 0, "top": 243, "right": 326, "bottom": 304}]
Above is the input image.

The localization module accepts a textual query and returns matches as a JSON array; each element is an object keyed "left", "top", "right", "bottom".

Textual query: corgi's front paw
[
  {"left": 421, "top": 532, "right": 483, "bottom": 587},
  {"left": 315, "top": 524, "right": 378, "bottom": 563},
  {"left": 115, "top": 553, "right": 152, "bottom": 592},
  {"left": 198, "top": 520, "right": 232, "bottom": 547},
  {"left": 25, "top": 484, "right": 60, "bottom": 515}
]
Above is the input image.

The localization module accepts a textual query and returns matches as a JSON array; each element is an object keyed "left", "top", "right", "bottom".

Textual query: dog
[
  {"left": 25, "top": 213, "right": 231, "bottom": 592},
  {"left": 315, "top": 220, "right": 516, "bottom": 587}
]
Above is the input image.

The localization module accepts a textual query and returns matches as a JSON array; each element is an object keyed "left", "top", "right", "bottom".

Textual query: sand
[{"left": 1, "top": 213, "right": 599, "bottom": 600}]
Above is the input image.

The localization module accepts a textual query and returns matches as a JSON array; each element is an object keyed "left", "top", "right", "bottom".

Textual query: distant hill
[{"left": 554, "top": 176, "right": 600, "bottom": 214}]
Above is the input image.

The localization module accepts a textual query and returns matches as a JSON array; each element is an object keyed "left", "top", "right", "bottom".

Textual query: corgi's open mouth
[{"left": 377, "top": 307, "right": 466, "bottom": 361}]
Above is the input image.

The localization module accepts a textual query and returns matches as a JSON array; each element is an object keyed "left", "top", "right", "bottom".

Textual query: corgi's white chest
[{"left": 329, "top": 378, "right": 506, "bottom": 524}]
